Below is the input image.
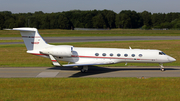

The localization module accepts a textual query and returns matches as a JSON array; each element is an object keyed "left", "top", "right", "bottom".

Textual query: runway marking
[{"left": 36, "top": 72, "right": 59, "bottom": 77}]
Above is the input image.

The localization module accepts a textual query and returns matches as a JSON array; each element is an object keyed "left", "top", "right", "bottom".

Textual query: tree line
[{"left": 0, "top": 10, "right": 180, "bottom": 30}]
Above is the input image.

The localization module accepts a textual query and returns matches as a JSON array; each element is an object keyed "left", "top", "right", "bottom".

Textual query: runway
[
  {"left": 0, "top": 66, "right": 180, "bottom": 78},
  {"left": 1, "top": 36, "right": 180, "bottom": 45}
]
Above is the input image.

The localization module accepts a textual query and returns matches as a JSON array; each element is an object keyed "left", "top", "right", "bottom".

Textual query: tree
[
  {"left": 102, "top": 10, "right": 116, "bottom": 28},
  {"left": 1, "top": 10, "right": 180, "bottom": 30},
  {"left": 92, "top": 14, "right": 106, "bottom": 28},
  {"left": 16, "top": 15, "right": 26, "bottom": 27},
  {"left": 29, "top": 15, "right": 40, "bottom": 29},
  {"left": 151, "top": 13, "right": 166, "bottom": 28},
  {"left": 116, "top": 11, "right": 131, "bottom": 28},
  {"left": 171, "top": 19, "right": 180, "bottom": 28},
  {"left": 84, "top": 12, "right": 93, "bottom": 28},
  {"left": 131, "top": 11, "right": 142, "bottom": 28},
  {"left": 141, "top": 11, "right": 152, "bottom": 29},
  {"left": 49, "top": 13, "right": 59, "bottom": 29},
  {"left": 40, "top": 14, "right": 50, "bottom": 29},
  {"left": 116, "top": 10, "right": 141, "bottom": 28},
  {"left": 58, "top": 13, "right": 71, "bottom": 29},
  {"left": 0, "top": 13, "right": 4, "bottom": 29}
]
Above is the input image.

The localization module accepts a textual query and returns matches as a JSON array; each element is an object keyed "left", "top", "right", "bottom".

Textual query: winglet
[{"left": 49, "top": 55, "right": 62, "bottom": 66}]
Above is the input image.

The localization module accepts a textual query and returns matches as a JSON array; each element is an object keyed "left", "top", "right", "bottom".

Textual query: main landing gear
[
  {"left": 159, "top": 64, "right": 165, "bottom": 72},
  {"left": 80, "top": 66, "right": 88, "bottom": 73}
]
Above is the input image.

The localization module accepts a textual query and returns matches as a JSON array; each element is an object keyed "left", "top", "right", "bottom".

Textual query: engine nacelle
[{"left": 40, "top": 45, "right": 73, "bottom": 57}]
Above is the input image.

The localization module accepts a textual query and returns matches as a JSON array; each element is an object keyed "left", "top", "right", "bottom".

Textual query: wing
[
  {"left": 63, "top": 63, "right": 107, "bottom": 67},
  {"left": 63, "top": 60, "right": 115, "bottom": 67},
  {"left": 49, "top": 55, "right": 115, "bottom": 67}
]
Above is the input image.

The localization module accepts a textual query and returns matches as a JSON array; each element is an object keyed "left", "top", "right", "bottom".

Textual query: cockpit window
[{"left": 159, "top": 52, "right": 166, "bottom": 55}]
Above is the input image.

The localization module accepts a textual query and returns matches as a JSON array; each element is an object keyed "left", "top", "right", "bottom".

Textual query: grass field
[
  {"left": 0, "top": 78, "right": 180, "bottom": 101},
  {"left": 0, "top": 40, "right": 23, "bottom": 43},
  {"left": 1, "top": 29, "right": 180, "bottom": 37},
  {"left": 0, "top": 40, "right": 179, "bottom": 67}
]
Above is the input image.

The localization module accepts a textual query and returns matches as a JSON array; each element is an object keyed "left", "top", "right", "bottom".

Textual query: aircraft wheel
[
  {"left": 161, "top": 68, "right": 165, "bottom": 72},
  {"left": 80, "top": 66, "right": 88, "bottom": 73},
  {"left": 81, "top": 69, "right": 88, "bottom": 73},
  {"left": 159, "top": 64, "right": 165, "bottom": 72}
]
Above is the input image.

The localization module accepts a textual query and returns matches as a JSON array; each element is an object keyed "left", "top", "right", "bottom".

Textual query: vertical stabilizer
[{"left": 12, "top": 28, "right": 50, "bottom": 51}]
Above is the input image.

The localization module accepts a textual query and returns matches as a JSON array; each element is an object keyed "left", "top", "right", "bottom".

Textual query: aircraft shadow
[{"left": 48, "top": 66, "right": 180, "bottom": 77}]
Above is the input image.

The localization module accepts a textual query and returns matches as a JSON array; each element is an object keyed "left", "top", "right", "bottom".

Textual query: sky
[{"left": 0, "top": 0, "right": 180, "bottom": 14}]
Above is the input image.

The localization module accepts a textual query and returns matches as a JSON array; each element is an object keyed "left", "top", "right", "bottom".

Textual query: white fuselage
[{"left": 38, "top": 46, "right": 176, "bottom": 64}]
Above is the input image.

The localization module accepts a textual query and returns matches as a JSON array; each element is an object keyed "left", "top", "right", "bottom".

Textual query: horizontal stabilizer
[
  {"left": 5, "top": 28, "right": 37, "bottom": 32},
  {"left": 6, "top": 27, "right": 50, "bottom": 51}
]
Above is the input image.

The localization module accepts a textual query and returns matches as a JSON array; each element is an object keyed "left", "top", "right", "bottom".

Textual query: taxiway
[
  {"left": 0, "top": 67, "right": 179, "bottom": 78},
  {"left": 1, "top": 36, "right": 180, "bottom": 45}
]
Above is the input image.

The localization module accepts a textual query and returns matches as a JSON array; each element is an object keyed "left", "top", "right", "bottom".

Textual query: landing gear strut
[
  {"left": 159, "top": 64, "right": 165, "bottom": 72},
  {"left": 80, "top": 66, "right": 88, "bottom": 73}
]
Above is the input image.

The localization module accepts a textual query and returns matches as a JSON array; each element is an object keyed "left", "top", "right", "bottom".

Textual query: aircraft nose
[{"left": 168, "top": 57, "right": 176, "bottom": 62}]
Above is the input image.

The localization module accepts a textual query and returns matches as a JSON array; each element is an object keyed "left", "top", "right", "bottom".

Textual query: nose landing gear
[{"left": 159, "top": 64, "right": 165, "bottom": 72}]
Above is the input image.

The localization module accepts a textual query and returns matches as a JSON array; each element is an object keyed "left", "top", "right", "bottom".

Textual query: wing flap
[
  {"left": 63, "top": 61, "right": 115, "bottom": 67},
  {"left": 63, "top": 63, "right": 107, "bottom": 67}
]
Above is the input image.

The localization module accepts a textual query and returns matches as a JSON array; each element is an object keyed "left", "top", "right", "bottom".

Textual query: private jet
[{"left": 7, "top": 28, "right": 176, "bottom": 72}]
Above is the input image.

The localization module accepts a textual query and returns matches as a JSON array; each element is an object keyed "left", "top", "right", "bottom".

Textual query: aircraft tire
[{"left": 161, "top": 68, "right": 165, "bottom": 72}]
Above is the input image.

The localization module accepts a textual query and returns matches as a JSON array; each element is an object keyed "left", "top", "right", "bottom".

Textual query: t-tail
[
  {"left": 11, "top": 28, "right": 52, "bottom": 56},
  {"left": 10, "top": 28, "right": 61, "bottom": 66}
]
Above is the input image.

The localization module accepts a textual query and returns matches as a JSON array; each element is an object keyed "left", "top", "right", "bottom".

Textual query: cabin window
[
  {"left": 117, "top": 53, "right": 121, "bottom": 57},
  {"left": 132, "top": 54, "right": 135, "bottom": 57},
  {"left": 110, "top": 53, "right": 113, "bottom": 56},
  {"left": 139, "top": 54, "right": 143, "bottom": 57},
  {"left": 102, "top": 53, "right": 106, "bottom": 56},
  {"left": 124, "top": 54, "right": 128, "bottom": 57},
  {"left": 159, "top": 52, "right": 166, "bottom": 55},
  {"left": 95, "top": 53, "right": 99, "bottom": 56}
]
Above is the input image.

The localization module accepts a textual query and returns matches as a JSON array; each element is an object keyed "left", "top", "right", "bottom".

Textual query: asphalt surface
[
  {"left": 0, "top": 66, "right": 180, "bottom": 78},
  {"left": 1, "top": 36, "right": 180, "bottom": 45}
]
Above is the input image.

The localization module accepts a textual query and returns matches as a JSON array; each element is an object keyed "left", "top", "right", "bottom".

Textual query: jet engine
[{"left": 40, "top": 45, "right": 73, "bottom": 57}]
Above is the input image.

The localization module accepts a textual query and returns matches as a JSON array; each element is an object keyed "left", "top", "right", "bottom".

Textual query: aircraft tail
[{"left": 12, "top": 28, "right": 50, "bottom": 51}]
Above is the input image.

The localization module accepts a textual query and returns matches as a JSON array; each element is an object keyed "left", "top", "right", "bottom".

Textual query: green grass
[
  {"left": 0, "top": 78, "right": 180, "bottom": 101},
  {"left": 0, "top": 40, "right": 23, "bottom": 43},
  {"left": 0, "top": 40, "right": 179, "bottom": 67},
  {"left": 1, "top": 29, "right": 180, "bottom": 37}
]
